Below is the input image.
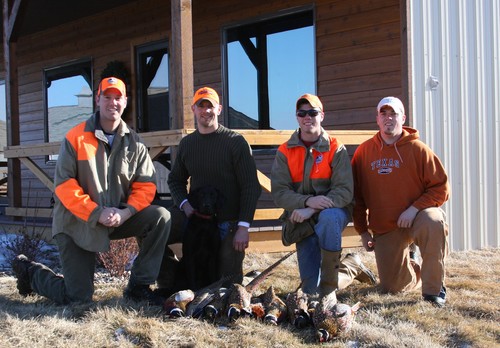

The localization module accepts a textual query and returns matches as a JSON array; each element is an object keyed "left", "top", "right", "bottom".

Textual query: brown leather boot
[
  {"left": 341, "top": 253, "right": 377, "bottom": 285},
  {"left": 319, "top": 249, "right": 342, "bottom": 297}
]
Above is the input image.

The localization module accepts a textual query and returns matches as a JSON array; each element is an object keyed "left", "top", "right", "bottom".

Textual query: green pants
[{"left": 30, "top": 205, "right": 170, "bottom": 304}]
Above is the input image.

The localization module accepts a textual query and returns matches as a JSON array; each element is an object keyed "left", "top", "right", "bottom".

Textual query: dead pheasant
[
  {"left": 249, "top": 299, "right": 266, "bottom": 320},
  {"left": 185, "top": 274, "right": 235, "bottom": 318},
  {"left": 225, "top": 283, "right": 253, "bottom": 322},
  {"left": 163, "top": 289, "right": 195, "bottom": 318},
  {"left": 285, "top": 286, "right": 311, "bottom": 328},
  {"left": 225, "top": 250, "right": 296, "bottom": 322},
  {"left": 312, "top": 291, "right": 361, "bottom": 342},
  {"left": 261, "top": 285, "right": 288, "bottom": 325},
  {"left": 201, "top": 287, "right": 231, "bottom": 322}
]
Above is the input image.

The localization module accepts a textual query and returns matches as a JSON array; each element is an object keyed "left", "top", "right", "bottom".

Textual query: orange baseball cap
[
  {"left": 97, "top": 77, "right": 126, "bottom": 97},
  {"left": 296, "top": 93, "right": 323, "bottom": 111},
  {"left": 192, "top": 87, "right": 219, "bottom": 106}
]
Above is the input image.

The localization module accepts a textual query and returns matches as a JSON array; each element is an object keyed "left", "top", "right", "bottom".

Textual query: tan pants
[{"left": 373, "top": 207, "right": 449, "bottom": 296}]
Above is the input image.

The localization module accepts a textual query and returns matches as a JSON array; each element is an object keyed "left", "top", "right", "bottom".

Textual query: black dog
[{"left": 181, "top": 185, "right": 224, "bottom": 291}]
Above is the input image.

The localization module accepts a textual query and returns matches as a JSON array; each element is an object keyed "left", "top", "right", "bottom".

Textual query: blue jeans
[
  {"left": 296, "top": 207, "right": 350, "bottom": 294},
  {"left": 218, "top": 221, "right": 234, "bottom": 240}
]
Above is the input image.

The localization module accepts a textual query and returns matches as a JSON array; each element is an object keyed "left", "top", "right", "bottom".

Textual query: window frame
[
  {"left": 221, "top": 5, "right": 316, "bottom": 130},
  {"left": 43, "top": 58, "right": 93, "bottom": 144},
  {"left": 135, "top": 39, "right": 169, "bottom": 132}
]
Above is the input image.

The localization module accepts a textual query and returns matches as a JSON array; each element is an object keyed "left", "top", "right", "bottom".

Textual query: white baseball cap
[{"left": 377, "top": 96, "right": 405, "bottom": 115}]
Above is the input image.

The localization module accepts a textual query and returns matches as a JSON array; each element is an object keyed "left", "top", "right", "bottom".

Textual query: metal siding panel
[
  {"left": 409, "top": 0, "right": 500, "bottom": 250},
  {"left": 486, "top": 0, "right": 500, "bottom": 248}
]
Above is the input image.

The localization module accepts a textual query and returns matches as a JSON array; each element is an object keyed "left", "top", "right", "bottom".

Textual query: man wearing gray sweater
[{"left": 156, "top": 87, "right": 262, "bottom": 295}]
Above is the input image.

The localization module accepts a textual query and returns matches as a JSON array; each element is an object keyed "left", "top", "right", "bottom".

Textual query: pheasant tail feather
[{"left": 246, "top": 250, "right": 296, "bottom": 292}]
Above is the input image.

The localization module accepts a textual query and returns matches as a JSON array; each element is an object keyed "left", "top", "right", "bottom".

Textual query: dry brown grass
[{"left": 0, "top": 248, "right": 498, "bottom": 347}]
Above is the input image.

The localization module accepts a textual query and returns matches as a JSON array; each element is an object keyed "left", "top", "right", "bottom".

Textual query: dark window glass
[{"left": 136, "top": 41, "right": 169, "bottom": 132}]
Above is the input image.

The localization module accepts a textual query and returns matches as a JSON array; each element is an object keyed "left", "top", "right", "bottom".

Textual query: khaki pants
[{"left": 373, "top": 207, "right": 448, "bottom": 296}]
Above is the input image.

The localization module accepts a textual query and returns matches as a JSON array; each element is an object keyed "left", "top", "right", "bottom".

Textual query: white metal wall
[{"left": 409, "top": 0, "right": 499, "bottom": 250}]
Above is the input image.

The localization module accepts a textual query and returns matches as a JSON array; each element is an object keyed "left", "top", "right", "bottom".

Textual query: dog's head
[{"left": 188, "top": 185, "right": 225, "bottom": 216}]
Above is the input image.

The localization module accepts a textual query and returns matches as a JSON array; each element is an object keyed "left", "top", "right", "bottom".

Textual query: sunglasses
[{"left": 296, "top": 109, "right": 322, "bottom": 118}]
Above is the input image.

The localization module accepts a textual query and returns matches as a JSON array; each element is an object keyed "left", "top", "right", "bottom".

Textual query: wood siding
[{"left": 5, "top": 0, "right": 402, "bottom": 208}]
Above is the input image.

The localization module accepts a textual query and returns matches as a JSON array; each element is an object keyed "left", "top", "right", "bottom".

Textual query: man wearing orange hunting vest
[
  {"left": 12, "top": 77, "right": 170, "bottom": 305},
  {"left": 271, "top": 94, "right": 376, "bottom": 298}
]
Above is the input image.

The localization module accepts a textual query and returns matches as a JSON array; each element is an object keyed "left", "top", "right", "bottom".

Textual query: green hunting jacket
[
  {"left": 52, "top": 113, "right": 157, "bottom": 252},
  {"left": 270, "top": 128, "right": 354, "bottom": 245}
]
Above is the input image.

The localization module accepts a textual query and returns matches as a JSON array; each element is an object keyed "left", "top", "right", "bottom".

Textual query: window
[
  {"left": 135, "top": 40, "right": 169, "bottom": 132},
  {"left": 44, "top": 59, "right": 93, "bottom": 145},
  {"left": 223, "top": 9, "right": 315, "bottom": 130}
]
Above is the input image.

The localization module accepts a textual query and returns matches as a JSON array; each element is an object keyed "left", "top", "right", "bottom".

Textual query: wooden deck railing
[{"left": 3, "top": 129, "right": 376, "bottom": 252}]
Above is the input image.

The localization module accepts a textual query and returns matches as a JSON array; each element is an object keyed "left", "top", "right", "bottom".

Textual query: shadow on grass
[{"left": 0, "top": 290, "right": 165, "bottom": 322}]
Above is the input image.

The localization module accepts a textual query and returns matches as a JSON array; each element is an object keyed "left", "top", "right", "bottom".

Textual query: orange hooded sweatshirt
[{"left": 351, "top": 127, "right": 450, "bottom": 235}]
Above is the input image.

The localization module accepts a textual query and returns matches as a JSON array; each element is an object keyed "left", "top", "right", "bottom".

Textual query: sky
[
  {"left": 48, "top": 76, "right": 90, "bottom": 107},
  {"left": 227, "top": 27, "right": 314, "bottom": 130}
]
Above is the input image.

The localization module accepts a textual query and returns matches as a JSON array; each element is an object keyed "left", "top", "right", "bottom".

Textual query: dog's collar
[{"left": 193, "top": 211, "right": 215, "bottom": 220}]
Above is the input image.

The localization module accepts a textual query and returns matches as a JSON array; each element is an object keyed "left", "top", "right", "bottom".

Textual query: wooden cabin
[{"left": 1, "top": 0, "right": 407, "bottom": 251}]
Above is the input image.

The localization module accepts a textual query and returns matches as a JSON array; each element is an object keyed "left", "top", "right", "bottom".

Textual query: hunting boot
[
  {"left": 319, "top": 249, "right": 342, "bottom": 298},
  {"left": 338, "top": 253, "right": 377, "bottom": 289},
  {"left": 11, "top": 254, "right": 45, "bottom": 296}
]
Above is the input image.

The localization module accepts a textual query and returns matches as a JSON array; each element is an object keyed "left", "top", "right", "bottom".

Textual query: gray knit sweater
[{"left": 167, "top": 125, "right": 262, "bottom": 223}]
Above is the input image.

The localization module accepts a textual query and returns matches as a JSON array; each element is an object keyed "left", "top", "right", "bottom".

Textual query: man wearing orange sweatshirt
[{"left": 351, "top": 96, "right": 450, "bottom": 307}]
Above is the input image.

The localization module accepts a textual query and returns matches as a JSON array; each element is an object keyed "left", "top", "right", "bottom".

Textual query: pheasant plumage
[
  {"left": 313, "top": 292, "right": 361, "bottom": 342},
  {"left": 225, "top": 283, "right": 253, "bottom": 322},
  {"left": 224, "top": 250, "right": 296, "bottom": 322},
  {"left": 261, "top": 285, "right": 288, "bottom": 325},
  {"left": 285, "top": 287, "right": 311, "bottom": 328},
  {"left": 249, "top": 298, "right": 266, "bottom": 320},
  {"left": 163, "top": 289, "right": 195, "bottom": 318},
  {"left": 202, "top": 287, "right": 230, "bottom": 322},
  {"left": 185, "top": 275, "right": 234, "bottom": 318}
]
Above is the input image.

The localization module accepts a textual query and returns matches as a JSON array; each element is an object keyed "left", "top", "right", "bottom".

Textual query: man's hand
[
  {"left": 181, "top": 201, "right": 195, "bottom": 218},
  {"left": 397, "top": 205, "right": 419, "bottom": 228},
  {"left": 98, "top": 207, "right": 131, "bottom": 227},
  {"left": 290, "top": 207, "right": 316, "bottom": 223},
  {"left": 360, "top": 231, "right": 375, "bottom": 252},
  {"left": 233, "top": 225, "right": 250, "bottom": 252},
  {"left": 304, "top": 195, "right": 334, "bottom": 210},
  {"left": 98, "top": 207, "right": 116, "bottom": 226},
  {"left": 111, "top": 208, "right": 132, "bottom": 227}
]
